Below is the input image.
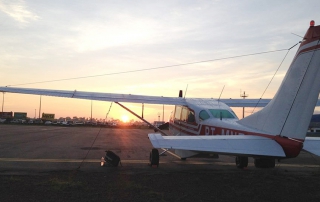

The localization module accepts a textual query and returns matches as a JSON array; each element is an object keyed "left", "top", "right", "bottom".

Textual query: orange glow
[{"left": 121, "top": 115, "right": 129, "bottom": 123}]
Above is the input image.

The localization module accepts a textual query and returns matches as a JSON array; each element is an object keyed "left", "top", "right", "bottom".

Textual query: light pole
[{"left": 240, "top": 91, "right": 248, "bottom": 118}]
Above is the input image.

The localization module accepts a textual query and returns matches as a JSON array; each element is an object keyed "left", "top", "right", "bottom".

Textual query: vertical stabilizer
[{"left": 239, "top": 21, "right": 320, "bottom": 140}]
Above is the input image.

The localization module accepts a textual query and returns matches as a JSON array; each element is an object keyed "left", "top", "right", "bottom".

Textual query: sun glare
[{"left": 121, "top": 115, "right": 129, "bottom": 123}]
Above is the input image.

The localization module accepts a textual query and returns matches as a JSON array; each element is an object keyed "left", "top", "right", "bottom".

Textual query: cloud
[{"left": 0, "top": 0, "right": 39, "bottom": 26}]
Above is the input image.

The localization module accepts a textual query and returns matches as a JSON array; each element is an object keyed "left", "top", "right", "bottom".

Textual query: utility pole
[
  {"left": 240, "top": 91, "right": 248, "bottom": 118},
  {"left": 162, "top": 104, "right": 164, "bottom": 122},
  {"left": 91, "top": 100, "right": 93, "bottom": 123},
  {"left": 1, "top": 92, "right": 4, "bottom": 113},
  {"left": 142, "top": 103, "right": 144, "bottom": 119},
  {"left": 38, "top": 95, "right": 42, "bottom": 119}
]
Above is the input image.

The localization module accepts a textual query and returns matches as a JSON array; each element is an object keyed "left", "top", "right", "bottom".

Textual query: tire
[
  {"left": 267, "top": 158, "right": 275, "bottom": 168},
  {"left": 235, "top": 156, "right": 248, "bottom": 168},
  {"left": 149, "top": 148, "right": 159, "bottom": 167},
  {"left": 254, "top": 159, "right": 261, "bottom": 168},
  {"left": 181, "top": 158, "right": 187, "bottom": 161}
]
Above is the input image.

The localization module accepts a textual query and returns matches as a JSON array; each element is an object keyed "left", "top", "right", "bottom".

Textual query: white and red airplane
[{"left": 1, "top": 21, "right": 320, "bottom": 168}]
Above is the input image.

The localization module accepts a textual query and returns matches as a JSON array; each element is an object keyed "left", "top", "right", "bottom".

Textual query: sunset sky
[{"left": 1, "top": 0, "right": 320, "bottom": 122}]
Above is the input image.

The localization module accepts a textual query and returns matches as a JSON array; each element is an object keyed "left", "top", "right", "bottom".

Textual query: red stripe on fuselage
[{"left": 296, "top": 44, "right": 320, "bottom": 57}]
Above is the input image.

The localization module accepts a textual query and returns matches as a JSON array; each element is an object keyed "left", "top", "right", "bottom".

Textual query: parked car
[
  {"left": 10, "top": 119, "right": 19, "bottom": 123},
  {"left": 61, "top": 121, "right": 69, "bottom": 126},
  {"left": 34, "top": 119, "right": 43, "bottom": 124},
  {"left": 67, "top": 120, "right": 74, "bottom": 125},
  {"left": 45, "top": 121, "right": 52, "bottom": 125}
]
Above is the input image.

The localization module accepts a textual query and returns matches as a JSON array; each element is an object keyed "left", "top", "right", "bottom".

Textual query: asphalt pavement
[{"left": 1, "top": 124, "right": 320, "bottom": 175}]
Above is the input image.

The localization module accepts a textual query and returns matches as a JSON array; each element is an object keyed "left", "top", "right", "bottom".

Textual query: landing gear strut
[
  {"left": 149, "top": 148, "right": 159, "bottom": 167},
  {"left": 235, "top": 156, "right": 248, "bottom": 168},
  {"left": 254, "top": 158, "right": 275, "bottom": 168}
]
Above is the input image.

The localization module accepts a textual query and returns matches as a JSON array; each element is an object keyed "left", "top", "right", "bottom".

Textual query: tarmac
[{"left": 1, "top": 124, "right": 320, "bottom": 175}]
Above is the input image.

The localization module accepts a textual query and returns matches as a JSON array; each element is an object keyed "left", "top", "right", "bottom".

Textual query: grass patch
[
  {"left": 9, "top": 176, "right": 22, "bottom": 182},
  {"left": 48, "top": 177, "right": 85, "bottom": 191},
  {"left": 103, "top": 175, "right": 166, "bottom": 201}
]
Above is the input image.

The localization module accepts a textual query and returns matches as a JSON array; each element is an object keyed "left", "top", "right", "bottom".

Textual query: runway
[{"left": 1, "top": 124, "right": 320, "bottom": 175}]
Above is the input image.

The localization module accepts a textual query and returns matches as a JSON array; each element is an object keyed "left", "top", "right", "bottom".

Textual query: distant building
[{"left": 309, "top": 114, "right": 320, "bottom": 132}]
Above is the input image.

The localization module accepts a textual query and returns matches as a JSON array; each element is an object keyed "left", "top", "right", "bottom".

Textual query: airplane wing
[
  {"left": 219, "top": 99, "right": 271, "bottom": 107},
  {"left": 1, "top": 86, "right": 319, "bottom": 107},
  {"left": 148, "top": 133, "right": 286, "bottom": 157},
  {"left": 221, "top": 99, "right": 320, "bottom": 107},
  {"left": 303, "top": 137, "right": 320, "bottom": 156},
  {"left": 0, "top": 86, "right": 187, "bottom": 105}
]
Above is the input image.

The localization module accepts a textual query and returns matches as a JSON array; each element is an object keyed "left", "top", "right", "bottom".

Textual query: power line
[
  {"left": 8, "top": 48, "right": 289, "bottom": 87},
  {"left": 250, "top": 42, "right": 301, "bottom": 114}
]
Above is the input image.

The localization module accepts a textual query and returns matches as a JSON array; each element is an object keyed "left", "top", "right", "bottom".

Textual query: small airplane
[{"left": 1, "top": 21, "right": 320, "bottom": 169}]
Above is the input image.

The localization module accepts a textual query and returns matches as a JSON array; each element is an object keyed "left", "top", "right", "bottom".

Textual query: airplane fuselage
[{"left": 167, "top": 99, "right": 303, "bottom": 159}]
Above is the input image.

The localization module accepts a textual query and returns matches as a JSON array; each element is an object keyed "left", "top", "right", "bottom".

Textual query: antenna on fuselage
[
  {"left": 218, "top": 85, "right": 225, "bottom": 121},
  {"left": 184, "top": 84, "right": 188, "bottom": 98},
  {"left": 218, "top": 85, "right": 225, "bottom": 102}
]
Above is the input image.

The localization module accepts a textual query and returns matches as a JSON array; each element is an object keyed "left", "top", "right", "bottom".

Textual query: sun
[{"left": 121, "top": 115, "right": 129, "bottom": 123}]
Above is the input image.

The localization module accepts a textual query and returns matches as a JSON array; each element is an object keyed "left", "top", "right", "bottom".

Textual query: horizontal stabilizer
[
  {"left": 148, "top": 133, "right": 286, "bottom": 157},
  {"left": 303, "top": 137, "right": 320, "bottom": 156}
]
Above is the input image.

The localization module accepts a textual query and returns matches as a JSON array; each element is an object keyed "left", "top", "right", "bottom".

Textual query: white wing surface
[
  {"left": 1, "top": 87, "right": 319, "bottom": 107},
  {"left": 0, "top": 87, "right": 186, "bottom": 105},
  {"left": 303, "top": 137, "right": 320, "bottom": 156},
  {"left": 219, "top": 99, "right": 271, "bottom": 107},
  {"left": 148, "top": 133, "right": 286, "bottom": 157}
]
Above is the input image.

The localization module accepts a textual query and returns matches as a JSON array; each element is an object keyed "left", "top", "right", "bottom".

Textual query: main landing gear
[
  {"left": 235, "top": 156, "right": 276, "bottom": 168},
  {"left": 235, "top": 156, "right": 248, "bottom": 168},
  {"left": 149, "top": 148, "right": 159, "bottom": 167}
]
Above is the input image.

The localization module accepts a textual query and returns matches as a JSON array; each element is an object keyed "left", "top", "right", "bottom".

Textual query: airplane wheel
[
  {"left": 181, "top": 158, "right": 187, "bottom": 161},
  {"left": 254, "top": 158, "right": 275, "bottom": 168},
  {"left": 149, "top": 148, "right": 159, "bottom": 167},
  {"left": 235, "top": 156, "right": 248, "bottom": 168}
]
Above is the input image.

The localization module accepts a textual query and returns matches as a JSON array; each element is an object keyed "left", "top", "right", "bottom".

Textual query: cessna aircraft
[{"left": 1, "top": 21, "right": 320, "bottom": 169}]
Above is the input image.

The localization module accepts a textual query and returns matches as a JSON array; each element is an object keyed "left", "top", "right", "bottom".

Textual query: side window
[
  {"left": 187, "top": 111, "right": 195, "bottom": 123},
  {"left": 174, "top": 106, "right": 182, "bottom": 121},
  {"left": 181, "top": 107, "right": 188, "bottom": 122},
  {"left": 169, "top": 111, "right": 174, "bottom": 122},
  {"left": 199, "top": 110, "right": 210, "bottom": 121}
]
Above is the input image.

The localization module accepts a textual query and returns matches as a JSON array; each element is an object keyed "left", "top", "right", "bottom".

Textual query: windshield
[{"left": 208, "top": 109, "right": 236, "bottom": 119}]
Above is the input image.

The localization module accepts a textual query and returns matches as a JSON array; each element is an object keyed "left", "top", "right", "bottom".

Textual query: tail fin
[{"left": 239, "top": 21, "right": 320, "bottom": 141}]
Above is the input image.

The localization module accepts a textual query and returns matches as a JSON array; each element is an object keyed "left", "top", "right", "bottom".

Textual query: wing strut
[{"left": 115, "top": 102, "right": 169, "bottom": 136}]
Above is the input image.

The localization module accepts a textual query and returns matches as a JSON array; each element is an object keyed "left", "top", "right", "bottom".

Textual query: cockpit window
[
  {"left": 208, "top": 109, "right": 236, "bottom": 119},
  {"left": 187, "top": 111, "right": 195, "bottom": 123},
  {"left": 199, "top": 110, "right": 210, "bottom": 121}
]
